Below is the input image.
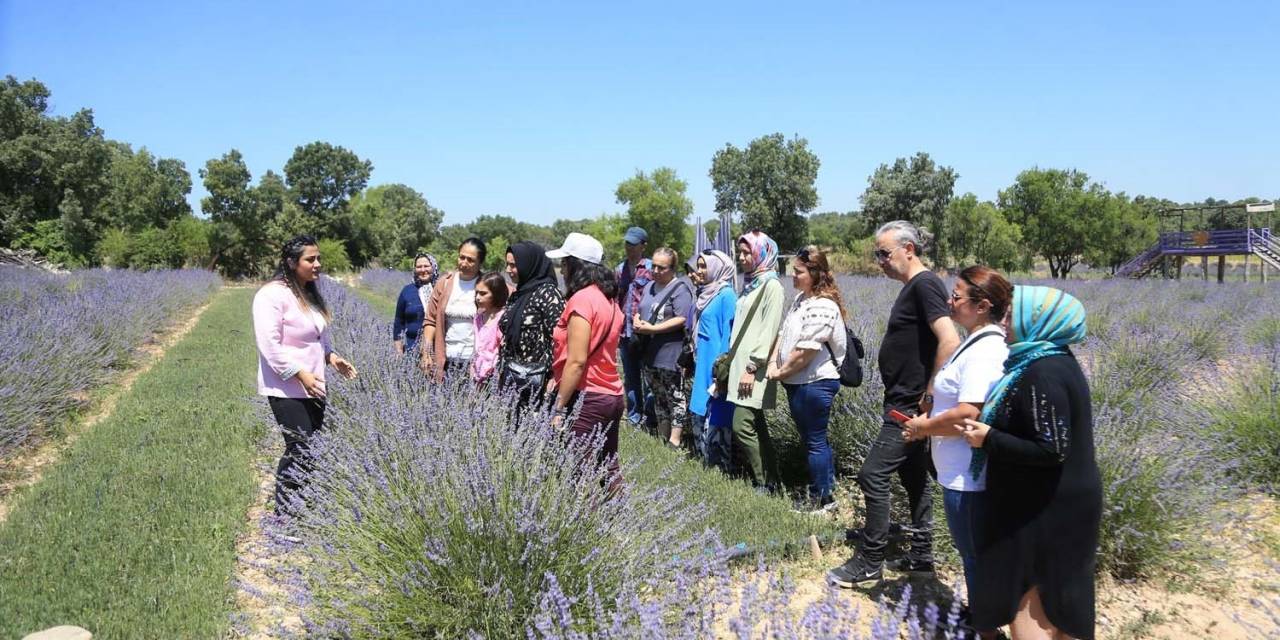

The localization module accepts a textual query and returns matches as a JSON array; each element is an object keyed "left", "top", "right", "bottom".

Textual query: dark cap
[{"left": 623, "top": 227, "right": 648, "bottom": 245}]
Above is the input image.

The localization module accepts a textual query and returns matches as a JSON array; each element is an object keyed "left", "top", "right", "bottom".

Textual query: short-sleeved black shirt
[{"left": 878, "top": 271, "right": 951, "bottom": 412}]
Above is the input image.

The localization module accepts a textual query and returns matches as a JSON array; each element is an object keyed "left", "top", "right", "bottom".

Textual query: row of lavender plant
[
  {"left": 0, "top": 266, "right": 221, "bottom": 459},
  {"left": 356, "top": 268, "right": 413, "bottom": 302},
  {"left": 262, "top": 279, "right": 970, "bottom": 638},
  {"left": 350, "top": 268, "right": 1275, "bottom": 579}
]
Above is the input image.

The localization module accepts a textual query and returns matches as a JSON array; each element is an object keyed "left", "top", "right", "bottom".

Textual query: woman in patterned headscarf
[
  {"left": 393, "top": 252, "right": 438, "bottom": 356},
  {"left": 960, "top": 285, "right": 1099, "bottom": 640},
  {"left": 724, "top": 231, "right": 786, "bottom": 492},
  {"left": 688, "top": 249, "right": 738, "bottom": 470}
]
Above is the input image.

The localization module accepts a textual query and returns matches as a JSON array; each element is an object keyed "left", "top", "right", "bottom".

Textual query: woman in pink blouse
[
  {"left": 252, "top": 235, "right": 358, "bottom": 515},
  {"left": 470, "top": 271, "right": 509, "bottom": 384}
]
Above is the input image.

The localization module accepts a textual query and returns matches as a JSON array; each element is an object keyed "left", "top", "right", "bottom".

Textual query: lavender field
[
  {"left": 300, "top": 269, "right": 1280, "bottom": 637},
  {"left": 1, "top": 267, "right": 1275, "bottom": 638},
  {"left": 0, "top": 266, "right": 221, "bottom": 460}
]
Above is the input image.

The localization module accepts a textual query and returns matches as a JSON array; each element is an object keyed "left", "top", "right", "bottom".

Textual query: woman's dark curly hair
[
  {"left": 563, "top": 256, "right": 619, "bottom": 302},
  {"left": 274, "top": 234, "right": 329, "bottom": 319}
]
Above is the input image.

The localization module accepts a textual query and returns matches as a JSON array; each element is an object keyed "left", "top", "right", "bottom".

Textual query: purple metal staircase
[
  {"left": 1250, "top": 228, "right": 1280, "bottom": 271},
  {"left": 1115, "top": 228, "right": 1276, "bottom": 279}
]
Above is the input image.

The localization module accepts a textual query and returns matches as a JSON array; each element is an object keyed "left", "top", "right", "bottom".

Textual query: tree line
[{"left": 2, "top": 76, "right": 1273, "bottom": 278}]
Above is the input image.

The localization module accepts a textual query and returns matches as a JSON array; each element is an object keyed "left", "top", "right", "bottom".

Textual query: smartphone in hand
[{"left": 888, "top": 409, "right": 912, "bottom": 424}]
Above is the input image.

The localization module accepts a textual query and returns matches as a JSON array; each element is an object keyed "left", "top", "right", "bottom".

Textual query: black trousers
[
  {"left": 856, "top": 417, "right": 934, "bottom": 562},
  {"left": 268, "top": 396, "right": 326, "bottom": 515}
]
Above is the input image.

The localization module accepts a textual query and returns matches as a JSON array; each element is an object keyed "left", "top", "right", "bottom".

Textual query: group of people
[{"left": 253, "top": 220, "right": 1102, "bottom": 640}]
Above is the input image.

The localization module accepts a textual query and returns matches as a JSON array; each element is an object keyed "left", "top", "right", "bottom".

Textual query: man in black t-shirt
[{"left": 829, "top": 220, "right": 960, "bottom": 588}]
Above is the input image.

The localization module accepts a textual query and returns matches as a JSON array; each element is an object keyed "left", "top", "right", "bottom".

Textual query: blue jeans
[
  {"left": 943, "top": 488, "right": 985, "bottom": 600},
  {"left": 783, "top": 378, "right": 840, "bottom": 499},
  {"left": 693, "top": 406, "right": 734, "bottom": 473},
  {"left": 618, "top": 337, "right": 651, "bottom": 424}
]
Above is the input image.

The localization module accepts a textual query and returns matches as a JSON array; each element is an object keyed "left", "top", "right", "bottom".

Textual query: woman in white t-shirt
[
  {"left": 766, "top": 246, "right": 847, "bottom": 513},
  {"left": 421, "top": 237, "right": 486, "bottom": 381},
  {"left": 902, "top": 265, "right": 1012, "bottom": 605}
]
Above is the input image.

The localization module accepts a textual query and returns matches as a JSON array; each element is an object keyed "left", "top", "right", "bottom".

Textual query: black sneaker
[
  {"left": 826, "top": 556, "right": 883, "bottom": 588},
  {"left": 885, "top": 556, "right": 936, "bottom": 576}
]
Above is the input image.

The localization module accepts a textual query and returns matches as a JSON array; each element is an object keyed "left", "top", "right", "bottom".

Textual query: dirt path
[
  {"left": 0, "top": 295, "right": 218, "bottom": 525},
  {"left": 230, "top": 449, "right": 306, "bottom": 639}
]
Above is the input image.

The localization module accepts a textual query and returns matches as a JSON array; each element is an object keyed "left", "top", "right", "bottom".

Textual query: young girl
[{"left": 470, "top": 271, "right": 509, "bottom": 384}]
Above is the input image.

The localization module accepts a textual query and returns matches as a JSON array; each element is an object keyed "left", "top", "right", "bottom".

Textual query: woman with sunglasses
[
  {"left": 632, "top": 247, "right": 694, "bottom": 449},
  {"left": 766, "top": 246, "right": 847, "bottom": 513},
  {"left": 901, "top": 265, "right": 1011, "bottom": 633}
]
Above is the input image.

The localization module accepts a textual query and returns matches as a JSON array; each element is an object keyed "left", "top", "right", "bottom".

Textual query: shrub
[
  {"left": 269, "top": 281, "right": 716, "bottom": 637},
  {"left": 317, "top": 238, "right": 352, "bottom": 274}
]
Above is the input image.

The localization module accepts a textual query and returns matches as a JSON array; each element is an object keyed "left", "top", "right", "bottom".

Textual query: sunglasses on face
[{"left": 873, "top": 245, "right": 902, "bottom": 261}]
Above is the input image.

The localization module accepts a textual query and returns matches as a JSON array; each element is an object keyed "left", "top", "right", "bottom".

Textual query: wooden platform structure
[{"left": 1115, "top": 202, "right": 1279, "bottom": 281}]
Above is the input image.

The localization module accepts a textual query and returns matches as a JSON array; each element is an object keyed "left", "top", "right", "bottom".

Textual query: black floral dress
[
  {"left": 498, "top": 282, "right": 565, "bottom": 370},
  {"left": 971, "top": 353, "right": 1102, "bottom": 639}
]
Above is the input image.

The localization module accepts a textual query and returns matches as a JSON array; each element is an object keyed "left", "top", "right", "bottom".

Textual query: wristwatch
[
  {"left": 744, "top": 362, "right": 759, "bottom": 374},
  {"left": 921, "top": 393, "right": 934, "bottom": 404}
]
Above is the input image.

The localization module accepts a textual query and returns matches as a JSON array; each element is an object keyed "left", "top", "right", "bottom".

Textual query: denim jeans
[
  {"left": 943, "top": 488, "right": 984, "bottom": 600},
  {"left": 618, "top": 337, "right": 651, "bottom": 423},
  {"left": 784, "top": 378, "right": 840, "bottom": 499},
  {"left": 693, "top": 409, "right": 734, "bottom": 473},
  {"left": 855, "top": 416, "right": 934, "bottom": 563}
]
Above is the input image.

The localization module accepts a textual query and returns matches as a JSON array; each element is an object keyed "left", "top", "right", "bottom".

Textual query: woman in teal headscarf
[{"left": 960, "top": 285, "right": 1100, "bottom": 640}]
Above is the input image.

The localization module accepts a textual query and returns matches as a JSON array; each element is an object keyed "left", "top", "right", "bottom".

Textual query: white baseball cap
[{"left": 546, "top": 232, "right": 604, "bottom": 265}]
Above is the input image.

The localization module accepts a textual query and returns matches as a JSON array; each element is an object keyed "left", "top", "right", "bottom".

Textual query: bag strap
[
  {"left": 945, "top": 329, "right": 1001, "bottom": 367},
  {"left": 645, "top": 280, "right": 691, "bottom": 323},
  {"left": 724, "top": 282, "right": 768, "bottom": 362}
]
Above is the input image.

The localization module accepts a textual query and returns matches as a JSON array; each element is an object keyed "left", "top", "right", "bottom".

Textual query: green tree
[
  {"left": 1083, "top": 193, "right": 1158, "bottom": 274},
  {"left": 283, "top": 141, "right": 372, "bottom": 236},
  {"left": 128, "top": 225, "right": 181, "bottom": 269},
  {"left": 615, "top": 167, "right": 692, "bottom": 253},
  {"left": 316, "top": 238, "right": 352, "bottom": 273},
  {"left": 346, "top": 184, "right": 444, "bottom": 267},
  {"left": 999, "top": 168, "right": 1101, "bottom": 278},
  {"left": 201, "top": 150, "right": 271, "bottom": 278},
  {"left": 99, "top": 143, "right": 192, "bottom": 231},
  {"left": 709, "top": 133, "right": 819, "bottom": 252},
  {"left": 807, "top": 211, "right": 865, "bottom": 252},
  {"left": 859, "top": 152, "right": 957, "bottom": 266},
  {"left": 95, "top": 227, "right": 133, "bottom": 267},
  {"left": 167, "top": 215, "right": 212, "bottom": 268},
  {"left": 941, "top": 193, "right": 1025, "bottom": 272}
]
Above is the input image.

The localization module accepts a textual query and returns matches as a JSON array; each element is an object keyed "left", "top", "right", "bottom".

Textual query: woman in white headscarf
[{"left": 687, "top": 249, "right": 737, "bottom": 470}]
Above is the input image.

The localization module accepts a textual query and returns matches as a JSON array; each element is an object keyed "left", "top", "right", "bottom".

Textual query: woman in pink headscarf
[{"left": 724, "top": 231, "right": 786, "bottom": 492}]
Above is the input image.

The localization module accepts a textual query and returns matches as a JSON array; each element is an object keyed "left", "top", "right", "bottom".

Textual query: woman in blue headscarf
[
  {"left": 960, "top": 285, "right": 1100, "bottom": 640},
  {"left": 393, "top": 253, "right": 438, "bottom": 356}
]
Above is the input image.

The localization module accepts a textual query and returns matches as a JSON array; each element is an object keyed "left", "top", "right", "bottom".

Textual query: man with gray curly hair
[{"left": 829, "top": 220, "right": 960, "bottom": 587}]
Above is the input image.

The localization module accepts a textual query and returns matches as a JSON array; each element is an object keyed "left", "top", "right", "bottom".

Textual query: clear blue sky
[{"left": 2, "top": 0, "right": 1277, "bottom": 227}]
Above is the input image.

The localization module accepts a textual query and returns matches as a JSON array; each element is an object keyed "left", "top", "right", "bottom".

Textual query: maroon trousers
[{"left": 568, "top": 391, "right": 624, "bottom": 493}]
